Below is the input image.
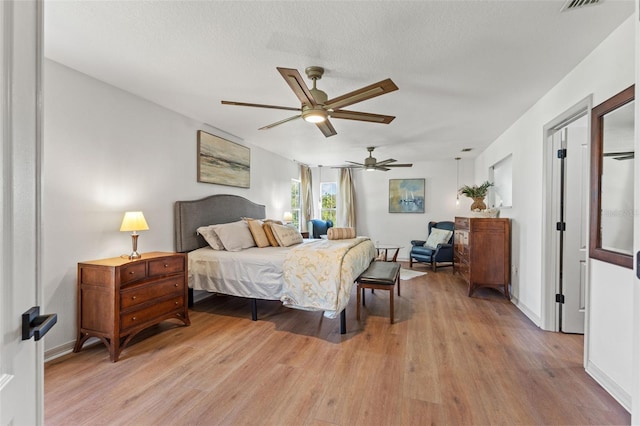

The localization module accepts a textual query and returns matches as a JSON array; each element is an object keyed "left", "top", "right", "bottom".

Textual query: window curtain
[
  {"left": 300, "top": 164, "right": 313, "bottom": 232},
  {"left": 337, "top": 168, "right": 356, "bottom": 229}
]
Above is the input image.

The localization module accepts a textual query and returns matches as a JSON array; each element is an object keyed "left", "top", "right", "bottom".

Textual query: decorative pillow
[
  {"left": 245, "top": 219, "right": 270, "bottom": 248},
  {"left": 213, "top": 220, "right": 256, "bottom": 252},
  {"left": 270, "top": 223, "right": 303, "bottom": 247},
  {"left": 327, "top": 227, "right": 356, "bottom": 240},
  {"left": 263, "top": 219, "right": 283, "bottom": 225},
  {"left": 424, "top": 228, "right": 453, "bottom": 249},
  {"left": 197, "top": 225, "right": 225, "bottom": 250},
  {"left": 262, "top": 222, "right": 280, "bottom": 247}
]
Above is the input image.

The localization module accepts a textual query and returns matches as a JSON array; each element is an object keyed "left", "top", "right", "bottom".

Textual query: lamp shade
[
  {"left": 120, "top": 211, "right": 149, "bottom": 232},
  {"left": 283, "top": 211, "right": 293, "bottom": 223}
]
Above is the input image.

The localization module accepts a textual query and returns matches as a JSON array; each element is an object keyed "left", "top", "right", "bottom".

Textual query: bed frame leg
[
  {"left": 188, "top": 288, "right": 194, "bottom": 307},
  {"left": 250, "top": 298, "right": 258, "bottom": 321},
  {"left": 340, "top": 309, "right": 346, "bottom": 334}
]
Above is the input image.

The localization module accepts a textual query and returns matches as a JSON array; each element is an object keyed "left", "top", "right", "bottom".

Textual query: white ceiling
[{"left": 44, "top": 0, "right": 634, "bottom": 167}]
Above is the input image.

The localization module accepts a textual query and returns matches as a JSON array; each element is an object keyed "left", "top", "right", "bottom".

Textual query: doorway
[{"left": 542, "top": 97, "right": 591, "bottom": 337}]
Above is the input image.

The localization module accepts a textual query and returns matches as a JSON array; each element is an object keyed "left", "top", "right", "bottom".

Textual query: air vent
[{"left": 561, "top": 0, "right": 601, "bottom": 12}]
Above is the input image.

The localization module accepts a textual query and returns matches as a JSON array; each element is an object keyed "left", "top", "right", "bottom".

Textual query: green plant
[{"left": 459, "top": 181, "right": 493, "bottom": 198}]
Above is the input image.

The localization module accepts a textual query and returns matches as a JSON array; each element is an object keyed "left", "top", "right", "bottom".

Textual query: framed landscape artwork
[
  {"left": 197, "top": 130, "right": 250, "bottom": 188},
  {"left": 389, "top": 178, "right": 425, "bottom": 213}
]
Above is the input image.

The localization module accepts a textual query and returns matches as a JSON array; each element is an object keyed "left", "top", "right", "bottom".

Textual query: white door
[
  {"left": 552, "top": 117, "right": 588, "bottom": 334},
  {"left": 0, "top": 1, "right": 45, "bottom": 425}
]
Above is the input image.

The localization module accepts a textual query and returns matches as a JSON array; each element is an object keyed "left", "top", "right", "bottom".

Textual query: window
[
  {"left": 290, "top": 179, "right": 301, "bottom": 230},
  {"left": 320, "top": 181, "right": 337, "bottom": 224}
]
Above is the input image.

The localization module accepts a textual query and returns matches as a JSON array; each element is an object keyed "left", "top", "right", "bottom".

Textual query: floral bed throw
[{"left": 281, "top": 237, "right": 375, "bottom": 318}]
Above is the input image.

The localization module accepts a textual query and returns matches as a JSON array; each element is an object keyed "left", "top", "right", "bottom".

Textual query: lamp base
[{"left": 128, "top": 251, "right": 142, "bottom": 260}]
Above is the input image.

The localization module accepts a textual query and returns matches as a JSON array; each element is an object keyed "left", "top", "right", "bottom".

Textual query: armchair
[
  {"left": 307, "top": 219, "right": 333, "bottom": 239},
  {"left": 409, "top": 221, "right": 455, "bottom": 271}
]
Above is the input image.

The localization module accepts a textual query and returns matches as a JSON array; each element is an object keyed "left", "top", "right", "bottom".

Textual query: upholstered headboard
[{"left": 174, "top": 194, "right": 266, "bottom": 253}]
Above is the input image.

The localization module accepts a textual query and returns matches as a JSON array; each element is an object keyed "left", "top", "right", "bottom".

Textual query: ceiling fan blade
[
  {"left": 258, "top": 114, "right": 302, "bottom": 130},
  {"left": 221, "top": 100, "right": 301, "bottom": 112},
  {"left": 277, "top": 67, "right": 317, "bottom": 107},
  {"left": 345, "top": 161, "right": 364, "bottom": 166},
  {"left": 375, "top": 166, "right": 391, "bottom": 171},
  {"left": 604, "top": 151, "right": 634, "bottom": 157},
  {"left": 316, "top": 119, "right": 337, "bottom": 137},
  {"left": 613, "top": 155, "right": 634, "bottom": 161},
  {"left": 376, "top": 158, "right": 397, "bottom": 166},
  {"left": 330, "top": 109, "right": 396, "bottom": 124},
  {"left": 325, "top": 78, "right": 398, "bottom": 110},
  {"left": 331, "top": 165, "right": 362, "bottom": 169},
  {"left": 386, "top": 163, "right": 413, "bottom": 167}
]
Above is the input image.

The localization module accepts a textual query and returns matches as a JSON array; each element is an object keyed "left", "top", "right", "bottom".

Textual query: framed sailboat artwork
[{"left": 388, "top": 178, "right": 425, "bottom": 213}]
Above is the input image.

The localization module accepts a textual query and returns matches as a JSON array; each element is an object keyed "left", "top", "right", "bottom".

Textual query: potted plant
[{"left": 459, "top": 181, "right": 493, "bottom": 211}]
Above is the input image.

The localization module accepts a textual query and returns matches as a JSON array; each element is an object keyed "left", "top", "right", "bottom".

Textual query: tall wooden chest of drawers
[
  {"left": 454, "top": 217, "right": 511, "bottom": 299},
  {"left": 74, "top": 251, "right": 190, "bottom": 362}
]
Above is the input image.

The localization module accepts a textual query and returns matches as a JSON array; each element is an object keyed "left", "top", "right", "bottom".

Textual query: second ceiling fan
[
  {"left": 343, "top": 147, "right": 413, "bottom": 171},
  {"left": 221, "top": 66, "right": 398, "bottom": 137}
]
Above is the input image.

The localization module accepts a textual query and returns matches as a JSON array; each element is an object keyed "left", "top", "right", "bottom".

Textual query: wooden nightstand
[{"left": 73, "top": 251, "right": 190, "bottom": 362}]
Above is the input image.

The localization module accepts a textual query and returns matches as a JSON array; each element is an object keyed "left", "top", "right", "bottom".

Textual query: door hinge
[
  {"left": 556, "top": 222, "right": 566, "bottom": 231},
  {"left": 556, "top": 294, "right": 565, "bottom": 304},
  {"left": 557, "top": 148, "right": 567, "bottom": 159}
]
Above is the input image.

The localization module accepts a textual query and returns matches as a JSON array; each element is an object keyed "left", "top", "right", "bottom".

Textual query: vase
[{"left": 470, "top": 197, "right": 486, "bottom": 211}]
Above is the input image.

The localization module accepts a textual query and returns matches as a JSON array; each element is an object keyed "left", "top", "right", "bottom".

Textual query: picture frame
[
  {"left": 389, "top": 178, "right": 425, "bottom": 213},
  {"left": 197, "top": 130, "right": 250, "bottom": 188}
]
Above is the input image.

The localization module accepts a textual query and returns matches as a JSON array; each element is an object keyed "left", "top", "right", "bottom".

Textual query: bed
[{"left": 174, "top": 194, "right": 376, "bottom": 334}]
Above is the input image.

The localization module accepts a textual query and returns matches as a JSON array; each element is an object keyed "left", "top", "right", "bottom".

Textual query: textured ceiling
[{"left": 44, "top": 0, "right": 634, "bottom": 167}]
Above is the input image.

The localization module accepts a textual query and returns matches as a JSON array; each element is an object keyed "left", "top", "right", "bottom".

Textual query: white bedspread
[
  {"left": 281, "top": 237, "right": 376, "bottom": 318},
  {"left": 188, "top": 238, "right": 375, "bottom": 316}
]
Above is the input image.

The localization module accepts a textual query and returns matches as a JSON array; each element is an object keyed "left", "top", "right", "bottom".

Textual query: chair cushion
[{"left": 424, "top": 228, "right": 453, "bottom": 249}]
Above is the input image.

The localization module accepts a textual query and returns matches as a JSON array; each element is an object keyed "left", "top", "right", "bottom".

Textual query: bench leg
[
  {"left": 356, "top": 285, "right": 361, "bottom": 320},
  {"left": 340, "top": 309, "right": 346, "bottom": 334},
  {"left": 390, "top": 287, "right": 394, "bottom": 324}
]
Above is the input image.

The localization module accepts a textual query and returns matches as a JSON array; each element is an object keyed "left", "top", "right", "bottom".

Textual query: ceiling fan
[
  {"left": 221, "top": 66, "right": 398, "bottom": 137},
  {"left": 341, "top": 147, "right": 413, "bottom": 171}
]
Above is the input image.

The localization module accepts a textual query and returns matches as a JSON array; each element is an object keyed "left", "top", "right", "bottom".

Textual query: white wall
[
  {"left": 353, "top": 158, "right": 475, "bottom": 261},
  {"left": 42, "top": 60, "right": 298, "bottom": 356},
  {"left": 475, "top": 16, "right": 635, "bottom": 408}
]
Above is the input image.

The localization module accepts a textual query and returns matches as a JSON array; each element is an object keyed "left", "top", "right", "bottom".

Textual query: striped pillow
[{"left": 327, "top": 227, "right": 356, "bottom": 240}]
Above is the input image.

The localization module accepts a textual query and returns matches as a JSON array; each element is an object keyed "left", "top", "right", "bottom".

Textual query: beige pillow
[
  {"left": 245, "top": 219, "right": 270, "bottom": 248},
  {"left": 424, "top": 228, "right": 453, "bottom": 249},
  {"left": 213, "top": 220, "right": 256, "bottom": 252},
  {"left": 327, "top": 227, "right": 356, "bottom": 240},
  {"left": 270, "top": 223, "right": 303, "bottom": 247},
  {"left": 197, "top": 225, "right": 225, "bottom": 250},
  {"left": 262, "top": 222, "right": 280, "bottom": 247}
]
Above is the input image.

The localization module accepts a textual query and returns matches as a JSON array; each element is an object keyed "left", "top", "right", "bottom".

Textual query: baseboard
[
  {"left": 44, "top": 341, "right": 75, "bottom": 363},
  {"left": 510, "top": 295, "right": 542, "bottom": 327},
  {"left": 586, "top": 360, "right": 631, "bottom": 412}
]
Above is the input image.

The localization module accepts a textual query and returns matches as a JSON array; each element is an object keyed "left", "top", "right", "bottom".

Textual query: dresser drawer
[
  {"left": 148, "top": 255, "right": 184, "bottom": 277},
  {"left": 455, "top": 217, "right": 469, "bottom": 229},
  {"left": 120, "top": 262, "right": 147, "bottom": 285},
  {"left": 120, "top": 276, "right": 184, "bottom": 310},
  {"left": 120, "top": 296, "right": 184, "bottom": 330}
]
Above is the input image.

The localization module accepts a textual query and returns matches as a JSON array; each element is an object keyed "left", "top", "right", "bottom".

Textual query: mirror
[{"left": 589, "top": 85, "right": 634, "bottom": 268}]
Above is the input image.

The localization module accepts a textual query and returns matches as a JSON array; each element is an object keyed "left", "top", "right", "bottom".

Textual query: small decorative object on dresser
[
  {"left": 74, "top": 252, "right": 190, "bottom": 362},
  {"left": 458, "top": 181, "right": 493, "bottom": 211},
  {"left": 453, "top": 217, "right": 511, "bottom": 299}
]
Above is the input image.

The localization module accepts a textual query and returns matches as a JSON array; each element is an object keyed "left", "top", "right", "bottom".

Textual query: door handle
[{"left": 22, "top": 306, "right": 57, "bottom": 341}]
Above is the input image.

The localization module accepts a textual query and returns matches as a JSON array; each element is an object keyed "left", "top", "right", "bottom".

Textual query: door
[
  {"left": 553, "top": 116, "right": 588, "bottom": 334},
  {"left": 0, "top": 1, "right": 44, "bottom": 424}
]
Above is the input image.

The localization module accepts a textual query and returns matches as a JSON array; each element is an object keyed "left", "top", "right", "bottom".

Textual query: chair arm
[
  {"left": 434, "top": 243, "right": 453, "bottom": 260},
  {"left": 410, "top": 240, "right": 426, "bottom": 247}
]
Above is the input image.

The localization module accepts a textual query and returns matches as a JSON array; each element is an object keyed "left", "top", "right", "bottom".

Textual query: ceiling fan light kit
[{"left": 221, "top": 66, "right": 398, "bottom": 137}]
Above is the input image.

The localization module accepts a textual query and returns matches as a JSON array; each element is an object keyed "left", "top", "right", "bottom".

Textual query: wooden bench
[{"left": 355, "top": 261, "right": 401, "bottom": 324}]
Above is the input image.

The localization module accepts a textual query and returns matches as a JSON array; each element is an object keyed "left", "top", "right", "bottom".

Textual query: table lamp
[{"left": 120, "top": 211, "right": 149, "bottom": 259}]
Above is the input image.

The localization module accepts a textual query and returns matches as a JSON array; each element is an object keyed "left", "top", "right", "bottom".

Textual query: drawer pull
[
  {"left": 164, "top": 264, "right": 169, "bottom": 268},
  {"left": 129, "top": 271, "right": 135, "bottom": 275},
  {"left": 132, "top": 316, "right": 136, "bottom": 321},
  {"left": 175, "top": 301, "right": 179, "bottom": 305},
  {"left": 132, "top": 296, "right": 137, "bottom": 300},
  {"left": 174, "top": 283, "right": 179, "bottom": 287}
]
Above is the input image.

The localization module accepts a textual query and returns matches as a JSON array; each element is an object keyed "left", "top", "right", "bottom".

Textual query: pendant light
[
  {"left": 455, "top": 157, "right": 461, "bottom": 206},
  {"left": 317, "top": 165, "right": 323, "bottom": 212}
]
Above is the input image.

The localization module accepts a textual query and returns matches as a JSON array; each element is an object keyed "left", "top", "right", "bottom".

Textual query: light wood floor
[{"left": 45, "top": 263, "right": 630, "bottom": 425}]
